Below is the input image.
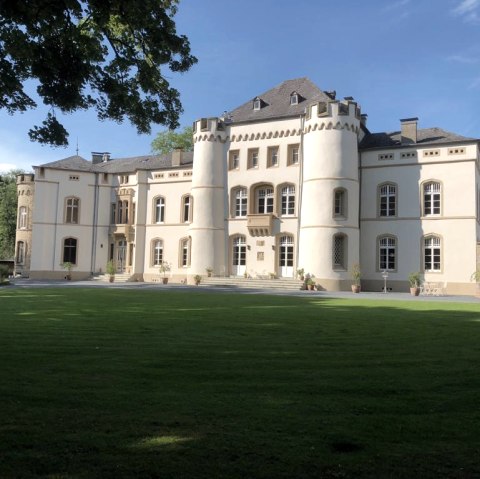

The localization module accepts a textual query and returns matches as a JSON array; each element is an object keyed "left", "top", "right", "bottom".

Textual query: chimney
[
  {"left": 360, "top": 114, "right": 368, "bottom": 127},
  {"left": 172, "top": 148, "right": 182, "bottom": 167},
  {"left": 400, "top": 118, "right": 418, "bottom": 144}
]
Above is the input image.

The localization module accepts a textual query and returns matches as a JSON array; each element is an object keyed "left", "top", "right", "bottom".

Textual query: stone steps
[
  {"left": 201, "top": 276, "right": 303, "bottom": 291},
  {"left": 92, "top": 273, "right": 132, "bottom": 283}
]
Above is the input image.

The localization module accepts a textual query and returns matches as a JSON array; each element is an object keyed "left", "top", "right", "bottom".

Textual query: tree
[
  {"left": 0, "top": 170, "right": 23, "bottom": 259},
  {"left": 151, "top": 125, "right": 193, "bottom": 155},
  {"left": 0, "top": 1, "right": 197, "bottom": 146}
]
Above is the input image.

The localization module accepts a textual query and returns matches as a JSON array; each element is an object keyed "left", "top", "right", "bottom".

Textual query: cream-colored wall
[{"left": 360, "top": 145, "right": 478, "bottom": 292}]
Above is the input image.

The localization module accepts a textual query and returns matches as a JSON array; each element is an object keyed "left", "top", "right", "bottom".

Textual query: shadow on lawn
[{"left": 1, "top": 289, "right": 480, "bottom": 478}]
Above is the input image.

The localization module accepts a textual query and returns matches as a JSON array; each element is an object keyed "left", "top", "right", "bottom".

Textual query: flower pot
[
  {"left": 351, "top": 284, "right": 360, "bottom": 293},
  {"left": 162, "top": 278, "right": 169, "bottom": 285},
  {"left": 307, "top": 284, "right": 315, "bottom": 291},
  {"left": 109, "top": 276, "right": 114, "bottom": 283},
  {"left": 410, "top": 287, "right": 420, "bottom": 296}
]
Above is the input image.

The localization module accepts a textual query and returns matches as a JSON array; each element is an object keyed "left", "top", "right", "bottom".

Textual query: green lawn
[{"left": 0, "top": 287, "right": 479, "bottom": 478}]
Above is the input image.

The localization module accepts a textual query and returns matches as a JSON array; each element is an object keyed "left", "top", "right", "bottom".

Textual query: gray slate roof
[
  {"left": 38, "top": 152, "right": 193, "bottom": 174},
  {"left": 228, "top": 77, "right": 332, "bottom": 123},
  {"left": 360, "top": 127, "right": 477, "bottom": 149}
]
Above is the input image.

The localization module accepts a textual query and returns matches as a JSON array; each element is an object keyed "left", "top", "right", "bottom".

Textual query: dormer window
[
  {"left": 290, "top": 92, "right": 299, "bottom": 105},
  {"left": 253, "top": 97, "right": 261, "bottom": 111}
]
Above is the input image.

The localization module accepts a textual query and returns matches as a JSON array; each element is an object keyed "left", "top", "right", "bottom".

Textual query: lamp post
[{"left": 382, "top": 270, "right": 389, "bottom": 293}]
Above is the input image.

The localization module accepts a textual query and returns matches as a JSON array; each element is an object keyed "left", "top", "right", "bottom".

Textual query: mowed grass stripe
[{"left": 0, "top": 287, "right": 479, "bottom": 478}]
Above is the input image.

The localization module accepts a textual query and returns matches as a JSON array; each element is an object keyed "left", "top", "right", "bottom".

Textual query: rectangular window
[
  {"left": 423, "top": 182, "right": 441, "bottom": 216},
  {"left": 379, "top": 237, "right": 396, "bottom": 271},
  {"left": 333, "top": 189, "right": 346, "bottom": 218},
  {"left": 288, "top": 144, "right": 300, "bottom": 165},
  {"left": 281, "top": 185, "right": 295, "bottom": 216},
  {"left": 234, "top": 188, "right": 247, "bottom": 217},
  {"left": 248, "top": 149, "right": 259, "bottom": 169},
  {"left": 379, "top": 184, "right": 396, "bottom": 217},
  {"left": 333, "top": 235, "right": 346, "bottom": 269},
  {"left": 65, "top": 198, "right": 79, "bottom": 224},
  {"left": 229, "top": 150, "right": 240, "bottom": 170},
  {"left": 267, "top": 146, "right": 279, "bottom": 168},
  {"left": 257, "top": 188, "right": 274, "bottom": 214},
  {"left": 424, "top": 236, "right": 441, "bottom": 271},
  {"left": 110, "top": 203, "right": 116, "bottom": 224}
]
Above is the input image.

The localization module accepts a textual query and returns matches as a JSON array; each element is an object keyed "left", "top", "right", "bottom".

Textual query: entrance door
[
  {"left": 232, "top": 236, "right": 246, "bottom": 276},
  {"left": 117, "top": 239, "right": 127, "bottom": 272},
  {"left": 279, "top": 235, "right": 294, "bottom": 277}
]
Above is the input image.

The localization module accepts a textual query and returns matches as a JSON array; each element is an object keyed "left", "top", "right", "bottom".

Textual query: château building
[{"left": 14, "top": 78, "right": 480, "bottom": 294}]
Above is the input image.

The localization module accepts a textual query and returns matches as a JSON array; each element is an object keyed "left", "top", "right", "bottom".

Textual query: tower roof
[{"left": 228, "top": 77, "right": 332, "bottom": 123}]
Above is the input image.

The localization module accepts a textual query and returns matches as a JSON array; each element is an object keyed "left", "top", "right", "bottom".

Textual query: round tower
[
  {"left": 298, "top": 100, "right": 361, "bottom": 290},
  {"left": 14, "top": 173, "right": 35, "bottom": 277},
  {"left": 188, "top": 118, "right": 227, "bottom": 280}
]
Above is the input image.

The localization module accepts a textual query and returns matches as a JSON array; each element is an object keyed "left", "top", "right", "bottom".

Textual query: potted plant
[
  {"left": 62, "top": 261, "right": 73, "bottom": 280},
  {"left": 305, "top": 277, "right": 316, "bottom": 291},
  {"left": 269, "top": 272, "right": 276, "bottom": 280},
  {"left": 205, "top": 267, "right": 213, "bottom": 277},
  {"left": 351, "top": 263, "right": 361, "bottom": 293},
  {"left": 296, "top": 268, "right": 305, "bottom": 281},
  {"left": 194, "top": 274, "right": 202, "bottom": 286},
  {"left": 159, "top": 261, "right": 171, "bottom": 284},
  {"left": 408, "top": 272, "right": 421, "bottom": 296},
  {"left": 106, "top": 260, "right": 116, "bottom": 283},
  {"left": 470, "top": 269, "right": 480, "bottom": 297}
]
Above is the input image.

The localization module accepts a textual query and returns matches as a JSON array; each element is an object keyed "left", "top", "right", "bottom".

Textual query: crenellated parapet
[
  {"left": 304, "top": 100, "right": 361, "bottom": 135},
  {"left": 193, "top": 118, "right": 228, "bottom": 144}
]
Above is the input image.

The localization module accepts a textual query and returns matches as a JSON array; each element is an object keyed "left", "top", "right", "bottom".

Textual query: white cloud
[
  {"left": 447, "top": 54, "right": 479, "bottom": 64},
  {"left": 382, "top": 0, "right": 411, "bottom": 12},
  {"left": 453, "top": 0, "right": 480, "bottom": 23}
]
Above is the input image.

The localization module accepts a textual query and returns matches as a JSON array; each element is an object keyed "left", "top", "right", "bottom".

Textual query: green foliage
[
  {"left": 0, "top": 264, "right": 9, "bottom": 282},
  {"left": 408, "top": 271, "right": 422, "bottom": 287},
  {"left": 0, "top": 1, "right": 197, "bottom": 146},
  {"left": 351, "top": 263, "right": 361, "bottom": 285},
  {"left": 106, "top": 260, "right": 116, "bottom": 276},
  {"left": 159, "top": 261, "right": 171, "bottom": 277},
  {"left": 61, "top": 262, "right": 73, "bottom": 273},
  {"left": 0, "top": 288, "right": 479, "bottom": 477},
  {"left": 471, "top": 269, "right": 480, "bottom": 282},
  {"left": 151, "top": 126, "right": 194, "bottom": 155},
  {"left": 0, "top": 170, "right": 23, "bottom": 259},
  {"left": 193, "top": 274, "right": 202, "bottom": 284}
]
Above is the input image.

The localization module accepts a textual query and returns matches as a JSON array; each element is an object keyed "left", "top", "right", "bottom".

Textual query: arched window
[
  {"left": 233, "top": 187, "right": 247, "bottom": 218},
  {"left": 333, "top": 188, "right": 347, "bottom": 218},
  {"left": 256, "top": 186, "right": 274, "bottom": 214},
  {"left": 18, "top": 206, "right": 27, "bottom": 229},
  {"left": 65, "top": 197, "right": 79, "bottom": 224},
  {"left": 423, "top": 181, "right": 441, "bottom": 216},
  {"left": 332, "top": 233, "right": 347, "bottom": 270},
  {"left": 378, "top": 235, "right": 396, "bottom": 271},
  {"left": 281, "top": 185, "right": 295, "bottom": 216},
  {"left": 379, "top": 183, "right": 397, "bottom": 217},
  {"left": 16, "top": 241, "right": 25, "bottom": 264},
  {"left": 180, "top": 237, "right": 191, "bottom": 267},
  {"left": 63, "top": 237, "right": 78, "bottom": 264},
  {"left": 423, "top": 235, "right": 441, "bottom": 272},
  {"left": 154, "top": 197, "right": 165, "bottom": 223},
  {"left": 182, "top": 195, "right": 192, "bottom": 223},
  {"left": 152, "top": 239, "right": 163, "bottom": 266}
]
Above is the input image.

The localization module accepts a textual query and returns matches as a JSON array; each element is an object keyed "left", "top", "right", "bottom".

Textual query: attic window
[
  {"left": 290, "top": 92, "right": 299, "bottom": 105},
  {"left": 253, "top": 97, "right": 261, "bottom": 111}
]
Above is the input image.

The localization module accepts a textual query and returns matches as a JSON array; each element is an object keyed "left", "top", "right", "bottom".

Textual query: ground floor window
[
  {"left": 379, "top": 236, "right": 396, "bottom": 271},
  {"left": 63, "top": 238, "right": 77, "bottom": 264},
  {"left": 153, "top": 239, "right": 163, "bottom": 266},
  {"left": 332, "top": 234, "right": 347, "bottom": 270},
  {"left": 424, "top": 235, "right": 441, "bottom": 272},
  {"left": 16, "top": 241, "right": 25, "bottom": 264}
]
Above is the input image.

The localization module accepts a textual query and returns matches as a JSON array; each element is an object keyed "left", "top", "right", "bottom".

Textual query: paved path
[{"left": 6, "top": 278, "right": 480, "bottom": 304}]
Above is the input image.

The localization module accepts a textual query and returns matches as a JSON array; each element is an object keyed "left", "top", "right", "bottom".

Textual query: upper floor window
[
  {"left": 256, "top": 187, "right": 274, "bottom": 214},
  {"left": 117, "top": 200, "right": 129, "bottom": 224},
  {"left": 288, "top": 144, "right": 300, "bottom": 165},
  {"left": 229, "top": 150, "right": 240, "bottom": 170},
  {"left": 63, "top": 237, "right": 77, "bottom": 264},
  {"left": 267, "top": 146, "right": 279, "bottom": 168},
  {"left": 281, "top": 185, "right": 295, "bottom": 216},
  {"left": 248, "top": 149, "right": 259, "bottom": 169},
  {"left": 290, "top": 92, "right": 299, "bottom": 105},
  {"left": 152, "top": 239, "right": 163, "bottom": 266},
  {"left": 234, "top": 188, "right": 248, "bottom": 218},
  {"left": 423, "top": 181, "right": 441, "bottom": 216},
  {"left": 65, "top": 197, "right": 79, "bottom": 224},
  {"left": 423, "top": 235, "right": 441, "bottom": 272},
  {"left": 18, "top": 206, "right": 27, "bottom": 229},
  {"left": 333, "top": 188, "right": 347, "bottom": 218},
  {"left": 379, "top": 183, "right": 396, "bottom": 217},
  {"left": 182, "top": 195, "right": 192, "bottom": 223},
  {"left": 253, "top": 97, "right": 261, "bottom": 110},
  {"left": 332, "top": 233, "right": 347, "bottom": 270},
  {"left": 378, "top": 235, "right": 396, "bottom": 271},
  {"left": 154, "top": 197, "right": 165, "bottom": 223}
]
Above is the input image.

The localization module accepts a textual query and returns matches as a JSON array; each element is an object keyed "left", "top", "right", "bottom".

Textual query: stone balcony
[
  {"left": 247, "top": 213, "right": 275, "bottom": 236},
  {"left": 109, "top": 224, "right": 135, "bottom": 240}
]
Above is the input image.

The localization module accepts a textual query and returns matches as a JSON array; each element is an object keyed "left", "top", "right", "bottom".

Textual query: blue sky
[{"left": 1, "top": 0, "right": 479, "bottom": 172}]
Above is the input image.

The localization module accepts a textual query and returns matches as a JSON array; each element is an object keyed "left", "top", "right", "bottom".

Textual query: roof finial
[{"left": 75, "top": 137, "right": 79, "bottom": 156}]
